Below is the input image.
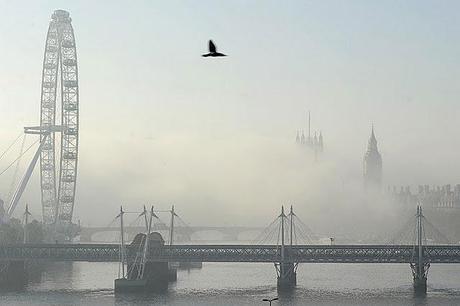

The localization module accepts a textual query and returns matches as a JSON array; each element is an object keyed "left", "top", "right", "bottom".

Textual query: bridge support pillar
[
  {"left": 167, "top": 266, "right": 177, "bottom": 282},
  {"left": 413, "top": 275, "right": 427, "bottom": 294},
  {"left": 411, "top": 263, "right": 428, "bottom": 294},
  {"left": 276, "top": 262, "right": 297, "bottom": 291},
  {"left": 115, "top": 261, "right": 170, "bottom": 293},
  {"left": 143, "top": 261, "right": 170, "bottom": 291},
  {"left": 0, "top": 260, "right": 27, "bottom": 290}
]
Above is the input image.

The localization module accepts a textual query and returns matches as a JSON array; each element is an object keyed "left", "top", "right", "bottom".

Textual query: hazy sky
[{"left": 0, "top": 1, "right": 460, "bottom": 228}]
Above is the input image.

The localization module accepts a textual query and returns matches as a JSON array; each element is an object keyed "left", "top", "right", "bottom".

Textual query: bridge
[
  {"left": 79, "top": 225, "right": 262, "bottom": 242},
  {"left": 0, "top": 207, "right": 452, "bottom": 293},
  {"left": 1, "top": 244, "right": 460, "bottom": 263},
  {"left": 0, "top": 205, "right": 453, "bottom": 293}
]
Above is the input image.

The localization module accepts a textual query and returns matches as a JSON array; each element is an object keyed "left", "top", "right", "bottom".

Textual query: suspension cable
[
  {"left": 0, "top": 132, "right": 23, "bottom": 163},
  {"left": 258, "top": 220, "right": 280, "bottom": 245},
  {"left": 252, "top": 217, "right": 281, "bottom": 244},
  {"left": 388, "top": 214, "right": 417, "bottom": 245},
  {"left": 0, "top": 139, "right": 39, "bottom": 178},
  {"left": 294, "top": 215, "right": 316, "bottom": 243},
  {"left": 127, "top": 215, "right": 143, "bottom": 228},
  {"left": 276, "top": 218, "right": 282, "bottom": 246},
  {"left": 422, "top": 216, "right": 451, "bottom": 244},
  {"left": 7, "top": 135, "right": 27, "bottom": 203}
]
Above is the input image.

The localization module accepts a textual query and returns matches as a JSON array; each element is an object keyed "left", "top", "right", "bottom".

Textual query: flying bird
[{"left": 202, "top": 40, "right": 227, "bottom": 57}]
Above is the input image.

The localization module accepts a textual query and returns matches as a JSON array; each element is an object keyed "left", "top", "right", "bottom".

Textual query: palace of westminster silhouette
[{"left": 295, "top": 113, "right": 460, "bottom": 211}]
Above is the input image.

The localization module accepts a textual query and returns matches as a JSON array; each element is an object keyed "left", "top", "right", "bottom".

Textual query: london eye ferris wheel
[
  {"left": 38, "top": 9, "right": 79, "bottom": 227},
  {"left": 1, "top": 10, "right": 80, "bottom": 240}
]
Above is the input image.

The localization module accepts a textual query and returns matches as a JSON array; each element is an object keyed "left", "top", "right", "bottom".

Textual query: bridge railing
[
  {"left": 151, "top": 245, "right": 418, "bottom": 263},
  {"left": 151, "top": 245, "right": 281, "bottom": 262},
  {"left": 0, "top": 244, "right": 120, "bottom": 262},
  {"left": 425, "top": 246, "right": 460, "bottom": 263},
  {"left": 1, "top": 244, "right": 460, "bottom": 263}
]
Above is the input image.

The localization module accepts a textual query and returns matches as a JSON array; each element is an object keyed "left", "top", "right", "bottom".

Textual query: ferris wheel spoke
[{"left": 39, "top": 10, "right": 79, "bottom": 230}]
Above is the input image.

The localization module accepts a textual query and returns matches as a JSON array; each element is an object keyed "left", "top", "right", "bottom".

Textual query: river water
[{"left": 2, "top": 262, "right": 460, "bottom": 305}]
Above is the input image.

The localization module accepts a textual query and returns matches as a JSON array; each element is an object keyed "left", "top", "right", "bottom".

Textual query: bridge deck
[{"left": 0, "top": 244, "right": 459, "bottom": 263}]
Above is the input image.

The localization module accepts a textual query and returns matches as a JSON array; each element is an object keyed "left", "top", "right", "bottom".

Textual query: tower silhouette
[
  {"left": 363, "top": 126, "right": 382, "bottom": 190},
  {"left": 295, "top": 111, "right": 323, "bottom": 154}
]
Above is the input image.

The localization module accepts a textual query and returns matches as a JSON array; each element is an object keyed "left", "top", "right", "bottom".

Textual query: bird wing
[{"left": 209, "top": 40, "right": 216, "bottom": 53}]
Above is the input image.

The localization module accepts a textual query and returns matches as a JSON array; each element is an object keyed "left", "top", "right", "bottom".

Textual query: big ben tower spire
[{"left": 363, "top": 125, "right": 382, "bottom": 190}]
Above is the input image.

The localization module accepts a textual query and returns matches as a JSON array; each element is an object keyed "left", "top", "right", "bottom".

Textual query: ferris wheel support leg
[{"left": 7, "top": 134, "right": 49, "bottom": 218}]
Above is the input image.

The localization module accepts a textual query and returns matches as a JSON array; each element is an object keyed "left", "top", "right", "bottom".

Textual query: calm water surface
[{"left": 2, "top": 262, "right": 460, "bottom": 305}]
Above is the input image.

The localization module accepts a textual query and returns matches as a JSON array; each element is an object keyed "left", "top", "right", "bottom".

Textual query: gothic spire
[
  {"left": 364, "top": 125, "right": 382, "bottom": 190},
  {"left": 368, "top": 125, "right": 378, "bottom": 151}
]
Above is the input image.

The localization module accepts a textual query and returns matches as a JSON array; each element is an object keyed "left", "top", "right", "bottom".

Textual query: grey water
[{"left": 2, "top": 262, "right": 460, "bottom": 306}]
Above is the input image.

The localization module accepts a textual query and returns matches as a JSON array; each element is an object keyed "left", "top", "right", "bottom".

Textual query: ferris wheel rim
[{"left": 39, "top": 10, "right": 79, "bottom": 227}]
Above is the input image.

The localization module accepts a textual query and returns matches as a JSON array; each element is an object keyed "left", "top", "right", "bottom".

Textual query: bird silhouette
[{"left": 202, "top": 40, "right": 227, "bottom": 57}]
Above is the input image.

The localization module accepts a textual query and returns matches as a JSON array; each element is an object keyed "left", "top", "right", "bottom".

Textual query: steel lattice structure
[
  {"left": 2, "top": 244, "right": 460, "bottom": 263},
  {"left": 39, "top": 10, "right": 79, "bottom": 226}
]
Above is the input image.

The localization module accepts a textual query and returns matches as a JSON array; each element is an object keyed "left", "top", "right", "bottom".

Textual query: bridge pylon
[
  {"left": 410, "top": 205, "right": 430, "bottom": 294},
  {"left": 275, "top": 205, "right": 299, "bottom": 290}
]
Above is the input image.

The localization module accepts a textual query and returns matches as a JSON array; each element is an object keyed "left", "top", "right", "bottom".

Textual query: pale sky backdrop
[{"left": 0, "top": 1, "right": 459, "bottom": 230}]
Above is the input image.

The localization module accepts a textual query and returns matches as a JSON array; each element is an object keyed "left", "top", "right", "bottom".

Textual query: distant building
[
  {"left": 363, "top": 126, "right": 382, "bottom": 190},
  {"left": 390, "top": 184, "right": 460, "bottom": 210},
  {"left": 295, "top": 111, "right": 323, "bottom": 155}
]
